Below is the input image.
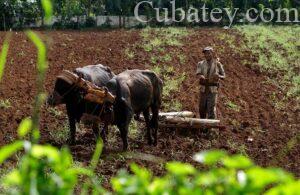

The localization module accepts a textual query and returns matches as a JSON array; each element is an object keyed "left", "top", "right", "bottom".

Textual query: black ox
[
  {"left": 47, "top": 66, "right": 163, "bottom": 151},
  {"left": 47, "top": 64, "right": 115, "bottom": 144}
]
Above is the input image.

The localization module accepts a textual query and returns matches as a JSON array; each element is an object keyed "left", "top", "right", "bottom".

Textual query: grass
[
  {"left": 162, "top": 74, "right": 186, "bottom": 98},
  {"left": 163, "top": 100, "right": 183, "bottom": 112},
  {"left": 141, "top": 27, "right": 189, "bottom": 52},
  {"left": 138, "top": 27, "right": 190, "bottom": 112},
  {"left": 124, "top": 48, "right": 135, "bottom": 59},
  {"left": 48, "top": 107, "right": 63, "bottom": 117},
  {"left": 235, "top": 25, "right": 300, "bottom": 102},
  {"left": 49, "top": 121, "right": 69, "bottom": 142},
  {"left": 229, "top": 119, "right": 241, "bottom": 129},
  {"left": 217, "top": 33, "right": 235, "bottom": 50},
  {"left": 152, "top": 67, "right": 186, "bottom": 112},
  {"left": 272, "top": 132, "right": 300, "bottom": 166},
  {"left": 0, "top": 99, "right": 12, "bottom": 109},
  {"left": 224, "top": 25, "right": 300, "bottom": 165},
  {"left": 270, "top": 92, "right": 285, "bottom": 110},
  {"left": 128, "top": 120, "right": 139, "bottom": 140},
  {"left": 178, "top": 54, "right": 186, "bottom": 64},
  {"left": 226, "top": 101, "right": 240, "bottom": 112},
  {"left": 0, "top": 165, "right": 15, "bottom": 194},
  {"left": 162, "top": 54, "right": 172, "bottom": 62}
]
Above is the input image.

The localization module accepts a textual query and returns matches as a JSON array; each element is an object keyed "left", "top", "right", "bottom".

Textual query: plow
[{"left": 142, "top": 111, "right": 226, "bottom": 131}]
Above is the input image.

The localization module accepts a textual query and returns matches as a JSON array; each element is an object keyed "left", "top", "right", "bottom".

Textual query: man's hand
[
  {"left": 212, "top": 74, "right": 220, "bottom": 82},
  {"left": 199, "top": 75, "right": 206, "bottom": 85},
  {"left": 199, "top": 75, "right": 205, "bottom": 80}
]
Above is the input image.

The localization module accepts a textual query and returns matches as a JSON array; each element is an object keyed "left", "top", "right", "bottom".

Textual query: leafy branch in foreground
[
  {"left": 0, "top": 1, "right": 104, "bottom": 194},
  {"left": 0, "top": 33, "right": 11, "bottom": 81},
  {"left": 0, "top": 31, "right": 105, "bottom": 195},
  {"left": 112, "top": 150, "right": 300, "bottom": 195}
]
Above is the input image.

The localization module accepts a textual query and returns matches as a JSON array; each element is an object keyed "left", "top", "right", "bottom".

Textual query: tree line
[{"left": 0, "top": 0, "right": 299, "bottom": 30}]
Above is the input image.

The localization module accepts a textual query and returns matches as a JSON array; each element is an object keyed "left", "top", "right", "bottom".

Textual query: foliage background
[{"left": 0, "top": 0, "right": 299, "bottom": 30}]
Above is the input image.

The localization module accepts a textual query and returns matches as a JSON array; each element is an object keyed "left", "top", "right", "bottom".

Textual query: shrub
[
  {"left": 85, "top": 17, "right": 96, "bottom": 28},
  {"left": 112, "top": 150, "right": 300, "bottom": 195}
]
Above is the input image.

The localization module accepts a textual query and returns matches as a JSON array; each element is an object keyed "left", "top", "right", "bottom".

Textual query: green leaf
[
  {"left": 265, "top": 181, "right": 300, "bottom": 195},
  {"left": 130, "top": 163, "right": 151, "bottom": 181},
  {"left": 25, "top": 31, "right": 48, "bottom": 74},
  {"left": 3, "top": 169, "right": 22, "bottom": 186},
  {"left": 194, "top": 150, "right": 227, "bottom": 166},
  {"left": 166, "top": 162, "right": 196, "bottom": 175},
  {"left": 0, "top": 141, "right": 24, "bottom": 164},
  {"left": 17, "top": 118, "right": 32, "bottom": 138},
  {"left": 41, "top": 0, "right": 53, "bottom": 24},
  {"left": 246, "top": 167, "right": 293, "bottom": 189},
  {"left": 148, "top": 177, "right": 169, "bottom": 194},
  {"left": 60, "top": 147, "right": 73, "bottom": 168},
  {"left": 90, "top": 139, "right": 103, "bottom": 171},
  {"left": 0, "top": 33, "right": 11, "bottom": 81},
  {"left": 222, "top": 154, "right": 253, "bottom": 169},
  {"left": 31, "top": 145, "right": 60, "bottom": 162},
  {"left": 69, "top": 167, "right": 93, "bottom": 177}
]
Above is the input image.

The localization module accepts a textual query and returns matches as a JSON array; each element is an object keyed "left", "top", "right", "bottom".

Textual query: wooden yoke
[
  {"left": 76, "top": 76, "right": 115, "bottom": 104},
  {"left": 58, "top": 70, "right": 115, "bottom": 104}
]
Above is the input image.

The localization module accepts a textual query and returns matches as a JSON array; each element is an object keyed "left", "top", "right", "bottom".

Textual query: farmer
[{"left": 196, "top": 47, "right": 225, "bottom": 119}]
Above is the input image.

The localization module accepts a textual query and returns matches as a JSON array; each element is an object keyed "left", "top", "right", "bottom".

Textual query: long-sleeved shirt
[{"left": 196, "top": 59, "right": 225, "bottom": 93}]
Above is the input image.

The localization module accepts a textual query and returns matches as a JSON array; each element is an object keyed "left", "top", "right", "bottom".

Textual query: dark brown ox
[{"left": 106, "top": 69, "right": 163, "bottom": 150}]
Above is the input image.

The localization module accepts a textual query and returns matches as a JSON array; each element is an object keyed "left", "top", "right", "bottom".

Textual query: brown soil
[{"left": 0, "top": 29, "right": 299, "bottom": 187}]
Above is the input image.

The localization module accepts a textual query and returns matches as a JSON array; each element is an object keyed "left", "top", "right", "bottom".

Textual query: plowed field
[{"left": 0, "top": 29, "right": 299, "bottom": 187}]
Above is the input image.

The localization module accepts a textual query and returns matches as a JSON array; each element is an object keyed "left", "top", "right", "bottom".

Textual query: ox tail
[
  {"left": 149, "top": 72, "right": 163, "bottom": 108},
  {"left": 150, "top": 73, "right": 162, "bottom": 132}
]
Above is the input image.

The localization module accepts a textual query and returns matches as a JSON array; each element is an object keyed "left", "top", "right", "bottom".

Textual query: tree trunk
[
  {"left": 87, "top": 0, "right": 91, "bottom": 16},
  {"left": 41, "top": 16, "right": 44, "bottom": 27},
  {"left": 184, "top": 0, "right": 189, "bottom": 26},
  {"left": 2, "top": 13, "right": 6, "bottom": 31},
  {"left": 119, "top": 15, "right": 121, "bottom": 28},
  {"left": 123, "top": 15, "right": 126, "bottom": 28},
  {"left": 77, "top": 15, "right": 80, "bottom": 29}
]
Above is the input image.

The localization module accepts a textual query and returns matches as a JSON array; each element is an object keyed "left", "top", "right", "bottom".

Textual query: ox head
[{"left": 47, "top": 71, "right": 80, "bottom": 106}]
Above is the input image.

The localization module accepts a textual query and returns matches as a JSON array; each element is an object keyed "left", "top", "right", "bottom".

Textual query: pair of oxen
[{"left": 47, "top": 64, "right": 163, "bottom": 151}]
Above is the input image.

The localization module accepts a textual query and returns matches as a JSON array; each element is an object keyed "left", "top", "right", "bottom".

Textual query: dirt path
[{"left": 0, "top": 29, "right": 299, "bottom": 187}]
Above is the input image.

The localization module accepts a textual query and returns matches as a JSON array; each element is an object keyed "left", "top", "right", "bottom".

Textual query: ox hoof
[
  {"left": 122, "top": 145, "right": 128, "bottom": 151},
  {"left": 147, "top": 139, "right": 153, "bottom": 146},
  {"left": 67, "top": 139, "right": 76, "bottom": 146}
]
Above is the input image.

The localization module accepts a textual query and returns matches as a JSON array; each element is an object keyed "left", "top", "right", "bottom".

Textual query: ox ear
[{"left": 74, "top": 69, "right": 83, "bottom": 78}]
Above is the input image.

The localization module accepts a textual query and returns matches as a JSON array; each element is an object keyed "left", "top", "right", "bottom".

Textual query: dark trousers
[{"left": 199, "top": 92, "right": 217, "bottom": 119}]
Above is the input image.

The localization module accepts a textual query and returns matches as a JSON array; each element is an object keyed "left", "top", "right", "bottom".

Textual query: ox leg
[
  {"left": 92, "top": 123, "right": 100, "bottom": 140},
  {"left": 150, "top": 105, "right": 159, "bottom": 146},
  {"left": 118, "top": 112, "right": 132, "bottom": 151},
  {"left": 118, "top": 125, "right": 129, "bottom": 151},
  {"left": 100, "top": 124, "right": 108, "bottom": 143},
  {"left": 68, "top": 117, "right": 76, "bottom": 145},
  {"left": 143, "top": 109, "right": 153, "bottom": 145}
]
